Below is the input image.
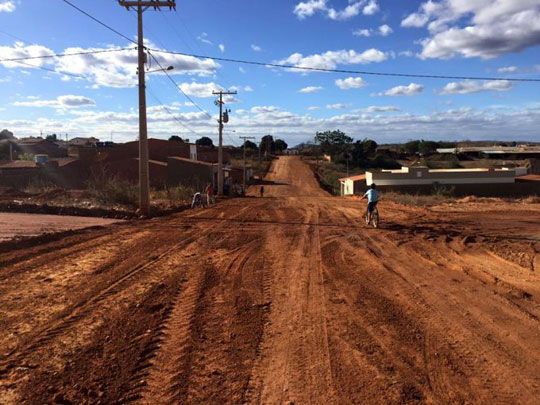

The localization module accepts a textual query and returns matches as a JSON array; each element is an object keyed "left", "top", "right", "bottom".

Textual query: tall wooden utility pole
[
  {"left": 239, "top": 136, "right": 255, "bottom": 193},
  {"left": 119, "top": 1, "right": 176, "bottom": 215},
  {"left": 212, "top": 90, "right": 237, "bottom": 196}
]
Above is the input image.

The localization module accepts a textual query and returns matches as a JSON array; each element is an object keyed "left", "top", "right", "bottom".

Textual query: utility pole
[
  {"left": 119, "top": 0, "right": 176, "bottom": 216},
  {"left": 66, "top": 133, "right": 68, "bottom": 157},
  {"left": 239, "top": 136, "right": 255, "bottom": 193},
  {"left": 213, "top": 90, "right": 237, "bottom": 196}
]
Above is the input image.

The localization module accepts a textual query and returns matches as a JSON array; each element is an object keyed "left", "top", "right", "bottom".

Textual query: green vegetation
[
  {"left": 87, "top": 175, "right": 138, "bottom": 206},
  {"left": 18, "top": 152, "right": 35, "bottom": 161},
  {"left": 196, "top": 136, "right": 214, "bottom": 148}
]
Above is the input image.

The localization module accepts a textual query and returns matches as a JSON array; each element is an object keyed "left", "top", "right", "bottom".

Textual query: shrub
[
  {"left": 87, "top": 175, "right": 138, "bottom": 206},
  {"left": 22, "top": 178, "right": 58, "bottom": 194}
]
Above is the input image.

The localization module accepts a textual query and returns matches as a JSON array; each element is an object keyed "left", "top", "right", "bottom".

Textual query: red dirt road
[
  {"left": 0, "top": 212, "right": 122, "bottom": 242},
  {"left": 1, "top": 156, "right": 539, "bottom": 404}
]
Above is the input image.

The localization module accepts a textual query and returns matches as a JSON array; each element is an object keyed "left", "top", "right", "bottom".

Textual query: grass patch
[
  {"left": 87, "top": 175, "right": 138, "bottom": 207},
  {"left": 383, "top": 191, "right": 455, "bottom": 206}
]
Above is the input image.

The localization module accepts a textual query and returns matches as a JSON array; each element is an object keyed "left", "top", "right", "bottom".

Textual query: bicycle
[{"left": 365, "top": 205, "right": 379, "bottom": 228}]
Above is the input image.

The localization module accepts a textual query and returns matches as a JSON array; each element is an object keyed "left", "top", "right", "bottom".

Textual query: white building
[{"left": 365, "top": 166, "right": 523, "bottom": 186}]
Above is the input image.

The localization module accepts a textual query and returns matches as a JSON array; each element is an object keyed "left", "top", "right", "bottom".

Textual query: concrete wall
[
  {"left": 167, "top": 157, "right": 216, "bottom": 190},
  {"left": 367, "top": 167, "right": 516, "bottom": 186},
  {"left": 374, "top": 182, "right": 540, "bottom": 198}
]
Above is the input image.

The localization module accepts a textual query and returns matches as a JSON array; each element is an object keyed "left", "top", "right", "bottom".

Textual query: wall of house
[
  {"left": 367, "top": 168, "right": 516, "bottom": 186},
  {"left": 167, "top": 157, "right": 215, "bottom": 190}
]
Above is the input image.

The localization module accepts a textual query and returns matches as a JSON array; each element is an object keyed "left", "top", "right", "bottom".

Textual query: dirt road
[
  {"left": 1, "top": 156, "right": 539, "bottom": 404},
  {"left": 0, "top": 212, "right": 122, "bottom": 242}
]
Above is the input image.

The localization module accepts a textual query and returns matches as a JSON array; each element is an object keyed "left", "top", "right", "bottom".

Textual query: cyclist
[{"left": 361, "top": 183, "right": 378, "bottom": 224}]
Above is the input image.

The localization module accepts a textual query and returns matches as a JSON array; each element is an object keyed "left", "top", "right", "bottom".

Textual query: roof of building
[
  {"left": 339, "top": 174, "right": 366, "bottom": 182},
  {"left": 16, "top": 137, "right": 47, "bottom": 145},
  {"left": 168, "top": 156, "right": 216, "bottom": 167}
]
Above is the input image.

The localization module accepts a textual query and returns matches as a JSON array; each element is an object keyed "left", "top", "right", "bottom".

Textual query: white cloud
[
  {"left": 399, "top": 50, "right": 414, "bottom": 57},
  {"left": 375, "top": 83, "right": 424, "bottom": 96},
  {"left": 299, "top": 85, "right": 323, "bottom": 93},
  {"left": 251, "top": 106, "right": 280, "bottom": 114},
  {"left": 243, "top": 85, "right": 253, "bottom": 92},
  {"left": 497, "top": 66, "right": 518, "bottom": 74},
  {"left": 0, "top": 42, "right": 220, "bottom": 88},
  {"left": 0, "top": 42, "right": 54, "bottom": 68},
  {"left": 335, "top": 76, "right": 367, "bottom": 89},
  {"left": 3, "top": 103, "right": 540, "bottom": 145},
  {"left": 13, "top": 95, "right": 96, "bottom": 109},
  {"left": 197, "top": 32, "right": 212, "bottom": 45},
  {"left": 293, "top": 0, "right": 327, "bottom": 19},
  {"left": 294, "top": 1, "right": 378, "bottom": 20},
  {"left": 277, "top": 48, "right": 387, "bottom": 71},
  {"left": 402, "top": 1, "right": 540, "bottom": 59},
  {"left": 251, "top": 44, "right": 262, "bottom": 52},
  {"left": 179, "top": 81, "right": 223, "bottom": 97},
  {"left": 308, "top": 106, "right": 321, "bottom": 110},
  {"left": 440, "top": 80, "right": 513, "bottom": 95},
  {"left": 364, "top": 105, "right": 401, "bottom": 112},
  {"left": 327, "top": 103, "right": 348, "bottom": 109},
  {"left": 239, "top": 66, "right": 246, "bottom": 73},
  {"left": 362, "top": 0, "right": 379, "bottom": 15},
  {"left": 353, "top": 28, "right": 371, "bottom": 37},
  {"left": 378, "top": 24, "right": 393, "bottom": 36},
  {"left": 0, "top": 1, "right": 15, "bottom": 13},
  {"left": 219, "top": 44, "right": 225, "bottom": 53}
]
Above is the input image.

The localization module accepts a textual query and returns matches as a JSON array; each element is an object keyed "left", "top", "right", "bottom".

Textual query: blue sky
[{"left": 1, "top": 0, "right": 540, "bottom": 146}]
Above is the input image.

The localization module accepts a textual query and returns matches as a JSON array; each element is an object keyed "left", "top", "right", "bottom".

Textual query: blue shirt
[{"left": 364, "top": 189, "right": 378, "bottom": 203}]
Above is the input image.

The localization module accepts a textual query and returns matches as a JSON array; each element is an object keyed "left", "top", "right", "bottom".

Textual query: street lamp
[{"left": 146, "top": 65, "right": 174, "bottom": 74}]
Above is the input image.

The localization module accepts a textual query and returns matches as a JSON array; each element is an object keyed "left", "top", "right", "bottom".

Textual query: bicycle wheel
[{"left": 372, "top": 209, "right": 379, "bottom": 228}]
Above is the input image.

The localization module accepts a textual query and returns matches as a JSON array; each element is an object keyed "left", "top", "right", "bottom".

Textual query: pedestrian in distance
[
  {"left": 205, "top": 183, "right": 214, "bottom": 206},
  {"left": 260, "top": 185, "right": 265, "bottom": 198}
]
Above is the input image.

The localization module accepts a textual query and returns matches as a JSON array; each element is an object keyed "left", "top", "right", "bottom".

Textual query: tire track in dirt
[
  {"left": 0, "top": 228, "right": 203, "bottom": 375},
  {"left": 345, "top": 228, "right": 540, "bottom": 403}
]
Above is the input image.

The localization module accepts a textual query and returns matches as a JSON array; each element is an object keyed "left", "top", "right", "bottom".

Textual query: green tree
[
  {"left": 0, "top": 129, "right": 14, "bottom": 140},
  {"left": 243, "top": 140, "right": 258, "bottom": 150},
  {"left": 418, "top": 141, "right": 438, "bottom": 156},
  {"left": 260, "top": 135, "right": 275, "bottom": 156},
  {"left": 46, "top": 134, "right": 57, "bottom": 141},
  {"left": 314, "top": 130, "right": 353, "bottom": 157},
  {"left": 169, "top": 135, "right": 185, "bottom": 142},
  {"left": 404, "top": 140, "right": 421, "bottom": 154},
  {"left": 19, "top": 152, "right": 35, "bottom": 161},
  {"left": 196, "top": 136, "right": 214, "bottom": 148},
  {"left": 274, "top": 139, "right": 288, "bottom": 152}
]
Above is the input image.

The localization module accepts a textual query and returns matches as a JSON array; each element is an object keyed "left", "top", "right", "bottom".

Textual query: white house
[{"left": 365, "top": 166, "right": 523, "bottom": 186}]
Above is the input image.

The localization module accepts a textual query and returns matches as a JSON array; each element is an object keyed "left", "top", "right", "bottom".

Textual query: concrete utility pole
[
  {"left": 212, "top": 90, "right": 237, "bottom": 196},
  {"left": 119, "top": 0, "right": 176, "bottom": 215},
  {"left": 239, "top": 136, "right": 256, "bottom": 192}
]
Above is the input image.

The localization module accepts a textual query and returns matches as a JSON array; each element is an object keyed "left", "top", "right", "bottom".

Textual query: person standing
[
  {"left": 260, "top": 185, "right": 265, "bottom": 198},
  {"left": 205, "top": 183, "right": 214, "bottom": 206}
]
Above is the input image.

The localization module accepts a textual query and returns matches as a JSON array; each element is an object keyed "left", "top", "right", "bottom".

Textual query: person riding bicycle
[{"left": 361, "top": 183, "right": 378, "bottom": 223}]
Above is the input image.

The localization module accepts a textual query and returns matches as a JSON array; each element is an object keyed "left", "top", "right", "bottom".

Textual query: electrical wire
[
  {"left": 9, "top": 59, "right": 90, "bottom": 80},
  {"left": 146, "top": 88, "right": 201, "bottom": 136},
  {"left": 147, "top": 51, "right": 214, "bottom": 120},
  {"left": 149, "top": 49, "right": 540, "bottom": 83},
  {"left": 0, "top": 47, "right": 136, "bottom": 63},
  {"left": 61, "top": 0, "right": 138, "bottom": 46}
]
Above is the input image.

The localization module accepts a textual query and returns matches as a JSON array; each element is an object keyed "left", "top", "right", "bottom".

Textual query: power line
[
  {"left": 149, "top": 49, "right": 540, "bottom": 83},
  {"left": 9, "top": 59, "right": 90, "bottom": 80},
  {"left": 61, "top": 0, "right": 138, "bottom": 46},
  {"left": 146, "top": 87, "right": 201, "bottom": 136},
  {"left": 0, "top": 47, "right": 136, "bottom": 63},
  {"left": 147, "top": 51, "right": 214, "bottom": 120}
]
